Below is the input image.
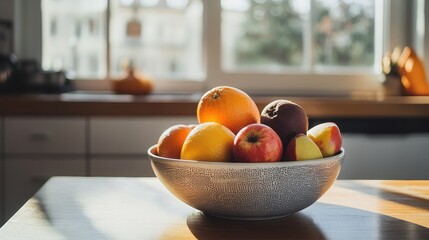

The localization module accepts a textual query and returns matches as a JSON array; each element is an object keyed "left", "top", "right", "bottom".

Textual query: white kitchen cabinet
[
  {"left": 4, "top": 155, "right": 85, "bottom": 222},
  {"left": 0, "top": 117, "right": 2, "bottom": 148},
  {"left": 90, "top": 117, "right": 197, "bottom": 154},
  {"left": 339, "top": 133, "right": 429, "bottom": 179},
  {"left": 0, "top": 117, "right": 3, "bottom": 224},
  {"left": 4, "top": 117, "right": 86, "bottom": 154},
  {"left": 2, "top": 117, "right": 87, "bottom": 224},
  {"left": 90, "top": 156, "right": 155, "bottom": 177},
  {"left": 89, "top": 116, "right": 196, "bottom": 176}
]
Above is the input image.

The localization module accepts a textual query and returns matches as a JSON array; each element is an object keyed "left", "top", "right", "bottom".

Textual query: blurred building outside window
[{"left": 41, "top": 0, "right": 391, "bottom": 94}]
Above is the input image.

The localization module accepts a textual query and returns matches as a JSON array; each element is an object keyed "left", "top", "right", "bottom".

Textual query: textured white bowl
[{"left": 148, "top": 145, "right": 345, "bottom": 220}]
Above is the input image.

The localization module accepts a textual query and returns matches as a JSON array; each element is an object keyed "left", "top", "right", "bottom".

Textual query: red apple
[
  {"left": 233, "top": 123, "right": 283, "bottom": 163},
  {"left": 285, "top": 133, "right": 323, "bottom": 161},
  {"left": 308, "top": 122, "right": 342, "bottom": 157}
]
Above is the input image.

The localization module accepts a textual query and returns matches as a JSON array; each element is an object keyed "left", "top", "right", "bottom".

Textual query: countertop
[
  {"left": 1, "top": 92, "right": 429, "bottom": 118},
  {"left": 0, "top": 177, "right": 428, "bottom": 239}
]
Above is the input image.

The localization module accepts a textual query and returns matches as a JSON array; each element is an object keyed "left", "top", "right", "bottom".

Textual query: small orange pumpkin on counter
[{"left": 112, "top": 64, "right": 153, "bottom": 95}]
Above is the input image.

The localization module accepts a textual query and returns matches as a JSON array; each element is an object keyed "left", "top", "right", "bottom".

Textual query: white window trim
[
  {"left": 205, "top": 0, "right": 384, "bottom": 96},
  {"left": 423, "top": 0, "right": 429, "bottom": 79},
  {"left": 14, "top": 0, "right": 420, "bottom": 96}
]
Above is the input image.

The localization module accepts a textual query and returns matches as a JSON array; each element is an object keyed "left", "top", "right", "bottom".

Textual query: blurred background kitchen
[{"left": 0, "top": 0, "right": 428, "bottom": 225}]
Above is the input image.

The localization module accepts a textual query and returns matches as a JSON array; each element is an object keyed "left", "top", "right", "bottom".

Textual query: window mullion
[
  {"left": 374, "top": 0, "right": 386, "bottom": 74},
  {"left": 106, "top": 0, "right": 111, "bottom": 80},
  {"left": 420, "top": 1, "right": 429, "bottom": 75},
  {"left": 305, "top": 0, "right": 314, "bottom": 73},
  {"left": 204, "top": 0, "right": 221, "bottom": 88},
  {"left": 387, "top": 1, "right": 408, "bottom": 50}
]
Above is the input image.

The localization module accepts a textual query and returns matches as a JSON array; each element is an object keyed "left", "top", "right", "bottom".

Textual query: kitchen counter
[
  {"left": 0, "top": 92, "right": 429, "bottom": 118},
  {"left": 0, "top": 177, "right": 428, "bottom": 239}
]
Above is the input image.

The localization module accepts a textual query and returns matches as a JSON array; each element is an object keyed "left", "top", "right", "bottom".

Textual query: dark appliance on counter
[
  {"left": 9, "top": 59, "right": 74, "bottom": 94},
  {"left": 0, "top": 20, "right": 16, "bottom": 88},
  {"left": 0, "top": 19, "right": 74, "bottom": 94}
]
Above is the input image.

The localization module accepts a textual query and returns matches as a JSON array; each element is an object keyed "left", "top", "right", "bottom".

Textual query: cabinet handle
[{"left": 29, "top": 132, "right": 49, "bottom": 142}]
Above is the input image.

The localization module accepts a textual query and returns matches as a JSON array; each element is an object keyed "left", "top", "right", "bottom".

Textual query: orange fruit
[
  {"left": 197, "top": 86, "right": 260, "bottom": 134},
  {"left": 157, "top": 124, "right": 196, "bottom": 159},
  {"left": 181, "top": 122, "right": 235, "bottom": 162}
]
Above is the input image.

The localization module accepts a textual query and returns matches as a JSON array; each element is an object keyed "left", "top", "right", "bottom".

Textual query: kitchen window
[
  {"left": 41, "top": 0, "right": 204, "bottom": 85},
  {"left": 20, "top": 0, "right": 423, "bottom": 94}
]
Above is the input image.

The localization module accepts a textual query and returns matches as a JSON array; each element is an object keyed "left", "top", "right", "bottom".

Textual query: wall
[
  {"left": 12, "top": 0, "right": 42, "bottom": 62},
  {"left": 0, "top": 0, "right": 42, "bottom": 62},
  {"left": 0, "top": 0, "right": 13, "bottom": 21}
]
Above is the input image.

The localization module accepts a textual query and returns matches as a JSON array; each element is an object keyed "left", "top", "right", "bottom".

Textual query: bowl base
[{"left": 202, "top": 211, "right": 293, "bottom": 221}]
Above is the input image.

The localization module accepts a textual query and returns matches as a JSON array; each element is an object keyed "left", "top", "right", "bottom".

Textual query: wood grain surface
[{"left": 0, "top": 177, "right": 428, "bottom": 239}]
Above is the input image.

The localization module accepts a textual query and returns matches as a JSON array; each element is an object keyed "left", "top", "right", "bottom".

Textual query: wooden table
[{"left": 0, "top": 177, "right": 428, "bottom": 239}]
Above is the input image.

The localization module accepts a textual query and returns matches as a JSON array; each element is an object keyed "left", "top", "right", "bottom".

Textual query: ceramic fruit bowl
[{"left": 148, "top": 145, "right": 345, "bottom": 220}]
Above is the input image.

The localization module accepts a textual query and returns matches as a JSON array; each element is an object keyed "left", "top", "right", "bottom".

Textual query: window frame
[
  {"left": 15, "top": 0, "right": 421, "bottom": 95},
  {"left": 207, "top": 0, "right": 384, "bottom": 96}
]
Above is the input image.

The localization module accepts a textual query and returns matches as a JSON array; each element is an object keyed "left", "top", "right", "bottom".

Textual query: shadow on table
[
  {"left": 187, "top": 210, "right": 326, "bottom": 240},
  {"left": 31, "top": 179, "right": 191, "bottom": 239},
  {"left": 33, "top": 194, "right": 108, "bottom": 240},
  {"left": 187, "top": 202, "right": 429, "bottom": 240},
  {"left": 340, "top": 181, "right": 429, "bottom": 212}
]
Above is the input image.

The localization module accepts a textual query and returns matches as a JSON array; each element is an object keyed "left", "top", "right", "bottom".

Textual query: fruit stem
[
  {"left": 212, "top": 91, "right": 220, "bottom": 99},
  {"left": 247, "top": 134, "right": 259, "bottom": 143}
]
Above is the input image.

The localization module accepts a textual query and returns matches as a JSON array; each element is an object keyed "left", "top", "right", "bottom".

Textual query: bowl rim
[{"left": 148, "top": 145, "right": 345, "bottom": 168}]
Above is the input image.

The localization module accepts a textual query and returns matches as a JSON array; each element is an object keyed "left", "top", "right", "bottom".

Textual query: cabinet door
[
  {"left": 0, "top": 117, "right": 3, "bottom": 224},
  {"left": 4, "top": 117, "right": 86, "bottom": 154},
  {"left": 339, "top": 133, "right": 429, "bottom": 179},
  {"left": 4, "top": 155, "right": 85, "bottom": 222},
  {"left": 90, "top": 156, "right": 155, "bottom": 177},
  {"left": 90, "top": 117, "right": 196, "bottom": 154},
  {"left": 90, "top": 117, "right": 196, "bottom": 177}
]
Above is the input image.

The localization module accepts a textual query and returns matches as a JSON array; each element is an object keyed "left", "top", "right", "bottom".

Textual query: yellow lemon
[{"left": 181, "top": 122, "right": 235, "bottom": 162}]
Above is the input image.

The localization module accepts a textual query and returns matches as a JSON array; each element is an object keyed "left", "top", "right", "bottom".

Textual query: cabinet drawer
[
  {"left": 0, "top": 117, "right": 3, "bottom": 153},
  {"left": 4, "top": 155, "right": 86, "bottom": 222},
  {"left": 90, "top": 156, "right": 155, "bottom": 177},
  {"left": 4, "top": 117, "right": 86, "bottom": 154},
  {"left": 339, "top": 133, "right": 429, "bottom": 179},
  {"left": 90, "top": 117, "right": 196, "bottom": 154},
  {"left": 0, "top": 117, "right": 2, "bottom": 224}
]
